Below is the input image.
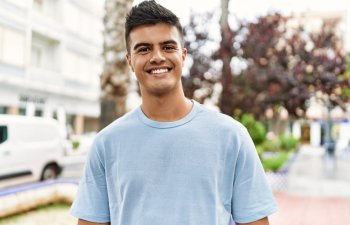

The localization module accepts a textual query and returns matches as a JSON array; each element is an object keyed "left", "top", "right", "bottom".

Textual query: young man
[{"left": 70, "top": 1, "right": 277, "bottom": 225}]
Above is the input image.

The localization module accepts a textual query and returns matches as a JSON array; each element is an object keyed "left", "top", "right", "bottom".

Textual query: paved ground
[
  {"left": 269, "top": 145, "right": 350, "bottom": 225},
  {"left": 270, "top": 192, "right": 350, "bottom": 225},
  {"left": 287, "top": 145, "right": 350, "bottom": 197}
]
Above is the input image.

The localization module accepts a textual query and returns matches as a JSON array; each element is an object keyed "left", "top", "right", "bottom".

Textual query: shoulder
[{"left": 196, "top": 103, "right": 247, "bottom": 134}]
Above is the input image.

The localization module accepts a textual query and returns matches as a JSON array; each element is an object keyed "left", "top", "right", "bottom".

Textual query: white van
[{"left": 0, "top": 115, "right": 66, "bottom": 188}]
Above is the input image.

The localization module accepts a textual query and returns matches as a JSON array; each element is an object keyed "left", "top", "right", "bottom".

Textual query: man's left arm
[{"left": 236, "top": 216, "right": 269, "bottom": 225}]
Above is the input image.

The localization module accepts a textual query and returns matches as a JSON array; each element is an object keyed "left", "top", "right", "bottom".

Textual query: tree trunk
[
  {"left": 218, "top": 0, "right": 235, "bottom": 116},
  {"left": 100, "top": 0, "right": 133, "bottom": 130}
]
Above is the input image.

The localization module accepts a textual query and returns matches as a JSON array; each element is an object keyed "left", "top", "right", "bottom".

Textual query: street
[{"left": 59, "top": 155, "right": 87, "bottom": 180}]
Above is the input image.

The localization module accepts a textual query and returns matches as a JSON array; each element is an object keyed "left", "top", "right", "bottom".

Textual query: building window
[
  {"left": 35, "top": 109, "right": 43, "bottom": 117},
  {"left": 0, "top": 106, "right": 8, "bottom": 114},
  {"left": 31, "top": 32, "right": 60, "bottom": 71},
  {"left": 19, "top": 107, "right": 26, "bottom": 115},
  {"left": 0, "top": 126, "right": 8, "bottom": 144},
  {"left": 0, "top": 27, "right": 25, "bottom": 67},
  {"left": 31, "top": 45, "right": 42, "bottom": 67}
]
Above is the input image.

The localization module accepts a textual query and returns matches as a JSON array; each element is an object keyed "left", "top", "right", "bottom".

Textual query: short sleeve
[
  {"left": 70, "top": 138, "right": 111, "bottom": 223},
  {"left": 231, "top": 128, "right": 277, "bottom": 223}
]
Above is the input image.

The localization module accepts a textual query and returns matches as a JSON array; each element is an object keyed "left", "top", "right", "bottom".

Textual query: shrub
[
  {"left": 260, "top": 138, "right": 281, "bottom": 152},
  {"left": 262, "top": 152, "right": 289, "bottom": 172},
  {"left": 279, "top": 134, "right": 299, "bottom": 152},
  {"left": 72, "top": 140, "right": 80, "bottom": 150},
  {"left": 239, "top": 114, "right": 267, "bottom": 145}
]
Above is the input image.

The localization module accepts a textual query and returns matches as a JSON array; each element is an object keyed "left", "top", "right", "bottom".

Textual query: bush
[
  {"left": 72, "top": 140, "right": 80, "bottom": 150},
  {"left": 239, "top": 114, "right": 266, "bottom": 145},
  {"left": 262, "top": 152, "right": 289, "bottom": 172},
  {"left": 260, "top": 138, "right": 281, "bottom": 152},
  {"left": 279, "top": 134, "right": 299, "bottom": 152}
]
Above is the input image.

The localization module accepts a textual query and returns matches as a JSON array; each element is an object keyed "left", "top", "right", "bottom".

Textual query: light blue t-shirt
[{"left": 70, "top": 101, "right": 276, "bottom": 224}]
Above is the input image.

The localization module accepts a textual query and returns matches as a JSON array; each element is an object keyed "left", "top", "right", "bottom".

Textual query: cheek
[{"left": 132, "top": 58, "right": 147, "bottom": 71}]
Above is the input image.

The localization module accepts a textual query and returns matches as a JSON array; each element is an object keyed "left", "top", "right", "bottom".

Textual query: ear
[
  {"left": 126, "top": 53, "right": 134, "bottom": 72},
  {"left": 181, "top": 48, "right": 187, "bottom": 67}
]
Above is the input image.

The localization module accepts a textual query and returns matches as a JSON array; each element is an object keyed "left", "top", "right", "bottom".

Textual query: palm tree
[{"left": 100, "top": 0, "right": 133, "bottom": 130}]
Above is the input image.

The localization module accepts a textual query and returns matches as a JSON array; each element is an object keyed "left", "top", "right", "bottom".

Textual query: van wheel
[{"left": 41, "top": 164, "right": 58, "bottom": 181}]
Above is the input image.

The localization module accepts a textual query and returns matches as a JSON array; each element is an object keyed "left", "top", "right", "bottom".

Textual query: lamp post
[
  {"left": 323, "top": 94, "right": 337, "bottom": 178},
  {"left": 306, "top": 92, "right": 336, "bottom": 177}
]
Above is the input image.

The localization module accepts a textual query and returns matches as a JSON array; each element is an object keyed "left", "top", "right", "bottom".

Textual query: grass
[{"left": 0, "top": 203, "right": 71, "bottom": 225}]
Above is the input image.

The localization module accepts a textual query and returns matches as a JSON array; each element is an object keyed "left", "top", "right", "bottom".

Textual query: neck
[{"left": 140, "top": 91, "right": 193, "bottom": 122}]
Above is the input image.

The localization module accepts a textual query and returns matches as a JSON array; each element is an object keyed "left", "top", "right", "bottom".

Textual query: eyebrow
[{"left": 132, "top": 40, "right": 179, "bottom": 51}]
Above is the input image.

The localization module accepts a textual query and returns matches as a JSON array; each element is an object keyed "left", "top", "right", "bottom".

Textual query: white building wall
[
  {"left": 0, "top": 0, "right": 103, "bottom": 133},
  {"left": 310, "top": 122, "right": 321, "bottom": 147},
  {"left": 337, "top": 123, "right": 350, "bottom": 150}
]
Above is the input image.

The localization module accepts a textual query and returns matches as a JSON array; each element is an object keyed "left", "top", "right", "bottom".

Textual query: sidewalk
[
  {"left": 287, "top": 145, "right": 350, "bottom": 197},
  {"left": 269, "top": 145, "right": 350, "bottom": 225},
  {"left": 270, "top": 192, "right": 350, "bottom": 225}
]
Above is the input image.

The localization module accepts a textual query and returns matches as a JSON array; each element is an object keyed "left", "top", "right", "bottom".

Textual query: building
[{"left": 0, "top": 0, "right": 103, "bottom": 134}]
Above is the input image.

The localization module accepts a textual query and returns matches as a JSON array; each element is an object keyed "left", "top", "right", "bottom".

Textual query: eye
[
  {"left": 163, "top": 45, "right": 176, "bottom": 51},
  {"left": 137, "top": 47, "right": 150, "bottom": 53}
]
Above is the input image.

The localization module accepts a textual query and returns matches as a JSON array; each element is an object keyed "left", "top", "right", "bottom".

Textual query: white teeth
[{"left": 150, "top": 68, "right": 168, "bottom": 74}]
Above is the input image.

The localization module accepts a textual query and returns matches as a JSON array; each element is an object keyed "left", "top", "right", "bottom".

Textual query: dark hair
[{"left": 125, "top": 0, "right": 183, "bottom": 52}]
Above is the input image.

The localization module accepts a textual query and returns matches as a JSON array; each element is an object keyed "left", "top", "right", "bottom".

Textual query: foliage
[
  {"left": 256, "top": 132, "right": 299, "bottom": 171},
  {"left": 238, "top": 114, "right": 266, "bottom": 145},
  {"left": 182, "top": 13, "right": 219, "bottom": 103},
  {"left": 261, "top": 152, "right": 290, "bottom": 172},
  {"left": 279, "top": 134, "right": 299, "bottom": 151},
  {"left": 233, "top": 14, "right": 347, "bottom": 119},
  {"left": 72, "top": 140, "right": 80, "bottom": 150},
  {"left": 339, "top": 55, "right": 350, "bottom": 100},
  {"left": 259, "top": 133, "right": 299, "bottom": 153},
  {"left": 183, "top": 11, "right": 348, "bottom": 119},
  {"left": 260, "top": 138, "right": 282, "bottom": 152}
]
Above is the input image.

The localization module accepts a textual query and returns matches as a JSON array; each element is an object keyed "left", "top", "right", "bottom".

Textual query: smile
[{"left": 150, "top": 68, "right": 169, "bottom": 74}]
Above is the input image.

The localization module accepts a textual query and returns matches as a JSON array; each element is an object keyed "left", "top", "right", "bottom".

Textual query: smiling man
[{"left": 70, "top": 1, "right": 277, "bottom": 225}]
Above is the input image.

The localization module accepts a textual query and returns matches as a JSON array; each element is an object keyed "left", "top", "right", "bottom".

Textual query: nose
[{"left": 150, "top": 48, "right": 165, "bottom": 64}]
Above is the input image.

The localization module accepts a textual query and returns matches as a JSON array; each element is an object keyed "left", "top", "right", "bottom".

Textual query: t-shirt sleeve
[
  {"left": 70, "top": 138, "right": 110, "bottom": 223},
  {"left": 231, "top": 128, "right": 277, "bottom": 223}
]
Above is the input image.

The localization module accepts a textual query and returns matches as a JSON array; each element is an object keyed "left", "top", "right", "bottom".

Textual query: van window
[{"left": 0, "top": 126, "right": 8, "bottom": 144}]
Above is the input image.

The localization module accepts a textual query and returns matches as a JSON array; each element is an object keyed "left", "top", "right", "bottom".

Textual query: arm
[
  {"left": 78, "top": 219, "right": 110, "bottom": 225},
  {"left": 236, "top": 217, "right": 269, "bottom": 225}
]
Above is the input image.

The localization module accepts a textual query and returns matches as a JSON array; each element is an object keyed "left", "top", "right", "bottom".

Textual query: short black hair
[{"left": 125, "top": 0, "right": 184, "bottom": 52}]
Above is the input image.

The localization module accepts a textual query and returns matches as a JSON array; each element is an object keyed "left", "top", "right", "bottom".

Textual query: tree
[
  {"left": 340, "top": 55, "right": 350, "bottom": 101},
  {"left": 233, "top": 14, "right": 347, "bottom": 120},
  {"left": 100, "top": 0, "right": 133, "bottom": 130},
  {"left": 182, "top": 8, "right": 348, "bottom": 121},
  {"left": 217, "top": 0, "right": 236, "bottom": 115},
  {"left": 182, "top": 13, "right": 219, "bottom": 103}
]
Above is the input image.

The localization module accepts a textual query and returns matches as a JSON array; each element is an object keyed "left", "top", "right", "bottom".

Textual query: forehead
[{"left": 129, "top": 23, "right": 182, "bottom": 47}]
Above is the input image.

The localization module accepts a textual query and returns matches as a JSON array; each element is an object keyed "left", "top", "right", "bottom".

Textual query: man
[{"left": 70, "top": 1, "right": 277, "bottom": 225}]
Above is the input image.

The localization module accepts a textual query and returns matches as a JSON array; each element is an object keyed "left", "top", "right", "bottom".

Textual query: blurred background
[{"left": 0, "top": 0, "right": 349, "bottom": 224}]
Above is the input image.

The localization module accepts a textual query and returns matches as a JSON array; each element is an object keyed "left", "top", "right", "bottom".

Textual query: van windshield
[{"left": 0, "top": 126, "right": 8, "bottom": 144}]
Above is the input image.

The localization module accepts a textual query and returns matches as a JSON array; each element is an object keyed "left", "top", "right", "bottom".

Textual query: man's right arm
[{"left": 78, "top": 219, "right": 110, "bottom": 225}]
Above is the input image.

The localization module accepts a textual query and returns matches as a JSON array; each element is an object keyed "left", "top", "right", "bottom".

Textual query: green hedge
[
  {"left": 238, "top": 114, "right": 267, "bottom": 145},
  {"left": 261, "top": 152, "right": 290, "bottom": 172}
]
